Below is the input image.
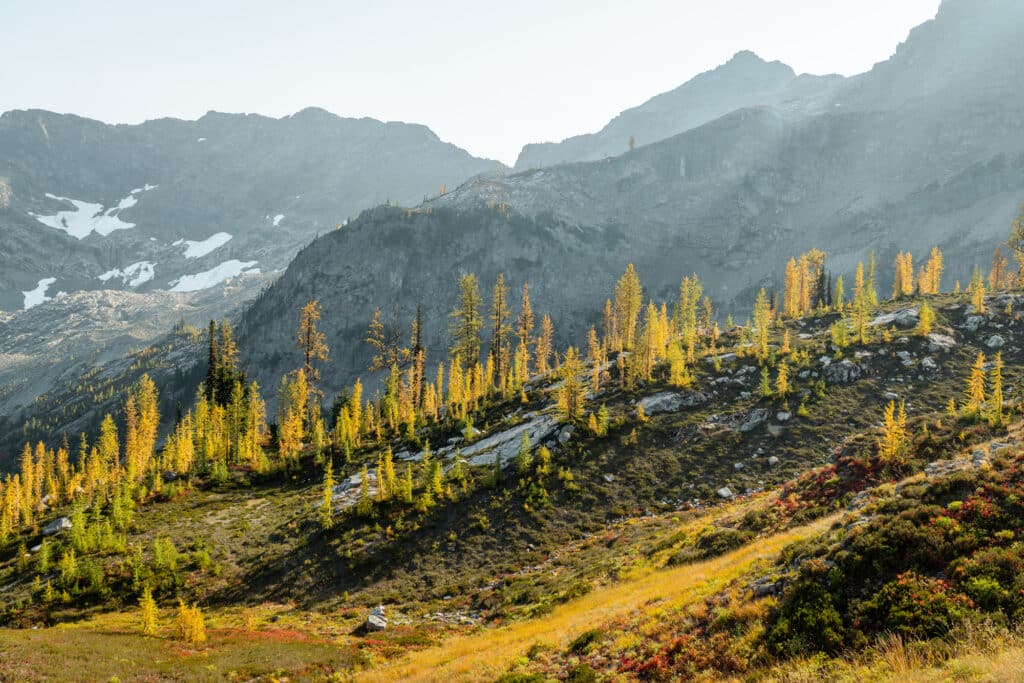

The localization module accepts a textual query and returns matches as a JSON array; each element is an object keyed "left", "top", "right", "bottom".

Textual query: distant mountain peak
[{"left": 513, "top": 49, "right": 829, "bottom": 170}]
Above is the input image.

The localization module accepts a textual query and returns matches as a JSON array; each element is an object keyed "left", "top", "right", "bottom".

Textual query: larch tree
[
  {"left": 990, "top": 248, "right": 1009, "bottom": 291},
  {"left": 140, "top": 588, "right": 158, "bottom": 635},
  {"left": 963, "top": 352, "right": 987, "bottom": 420},
  {"left": 366, "top": 307, "right": 410, "bottom": 373},
  {"left": 753, "top": 288, "right": 772, "bottom": 360},
  {"left": 614, "top": 264, "right": 643, "bottom": 350},
  {"left": 490, "top": 273, "right": 512, "bottom": 391},
  {"left": 879, "top": 400, "right": 908, "bottom": 462},
  {"left": 517, "top": 283, "right": 535, "bottom": 373},
  {"left": 277, "top": 369, "right": 309, "bottom": 460},
  {"left": 924, "top": 246, "right": 944, "bottom": 294},
  {"left": 677, "top": 274, "right": 702, "bottom": 362},
  {"left": 535, "top": 315, "right": 554, "bottom": 377},
  {"left": 989, "top": 352, "right": 1004, "bottom": 427},
  {"left": 449, "top": 273, "right": 484, "bottom": 368},
  {"left": 917, "top": 301, "right": 935, "bottom": 336},
  {"left": 297, "top": 300, "right": 329, "bottom": 406},
  {"left": 1006, "top": 203, "right": 1024, "bottom": 275},
  {"left": 321, "top": 458, "right": 335, "bottom": 530},
  {"left": 970, "top": 266, "right": 987, "bottom": 313},
  {"left": 776, "top": 361, "right": 790, "bottom": 398},
  {"left": 556, "top": 347, "right": 585, "bottom": 422}
]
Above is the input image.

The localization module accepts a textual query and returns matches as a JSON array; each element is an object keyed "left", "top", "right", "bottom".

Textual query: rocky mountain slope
[
  {"left": 0, "top": 281, "right": 260, "bottom": 436},
  {"left": 515, "top": 50, "right": 842, "bottom": 170},
  {"left": 0, "top": 107, "right": 503, "bottom": 312},
  {"left": 237, "top": 0, "right": 1024, "bottom": 403}
]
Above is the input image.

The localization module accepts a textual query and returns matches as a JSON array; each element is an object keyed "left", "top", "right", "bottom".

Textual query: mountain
[
  {"left": 0, "top": 107, "right": 503, "bottom": 312},
  {"left": 236, "top": 0, "right": 1024, "bottom": 404},
  {"left": 514, "top": 50, "right": 843, "bottom": 170}
]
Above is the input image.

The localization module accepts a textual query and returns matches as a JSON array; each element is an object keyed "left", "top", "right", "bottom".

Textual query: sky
[{"left": 2, "top": 1, "right": 941, "bottom": 165}]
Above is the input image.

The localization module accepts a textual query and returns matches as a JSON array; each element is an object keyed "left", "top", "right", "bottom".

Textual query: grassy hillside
[{"left": 2, "top": 288, "right": 1024, "bottom": 680}]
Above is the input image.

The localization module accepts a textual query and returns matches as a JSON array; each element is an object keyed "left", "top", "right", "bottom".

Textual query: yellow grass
[{"left": 357, "top": 513, "right": 842, "bottom": 682}]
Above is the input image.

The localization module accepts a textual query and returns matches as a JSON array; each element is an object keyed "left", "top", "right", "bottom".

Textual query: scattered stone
[
  {"left": 734, "top": 462, "right": 745, "bottom": 471},
  {"left": 749, "top": 577, "right": 782, "bottom": 598},
  {"left": 964, "top": 315, "right": 985, "bottom": 333},
  {"left": 883, "top": 391, "right": 900, "bottom": 400},
  {"left": 870, "top": 308, "right": 919, "bottom": 329},
  {"left": 366, "top": 605, "right": 387, "bottom": 632},
  {"left": 603, "top": 473, "right": 616, "bottom": 483},
  {"left": 768, "top": 456, "right": 780, "bottom": 466},
  {"left": 557, "top": 425, "right": 575, "bottom": 444},
  {"left": 776, "top": 411, "right": 791, "bottom": 422},
  {"left": 716, "top": 487, "right": 734, "bottom": 499},
  {"left": 637, "top": 391, "right": 711, "bottom": 415},
  {"left": 824, "top": 360, "right": 862, "bottom": 385},
  {"left": 986, "top": 334, "right": 1006, "bottom": 349},
  {"left": 820, "top": 356, "right": 832, "bottom": 366},
  {"left": 43, "top": 517, "right": 72, "bottom": 536},
  {"left": 739, "top": 408, "right": 770, "bottom": 432},
  {"left": 921, "top": 357, "right": 938, "bottom": 371}
]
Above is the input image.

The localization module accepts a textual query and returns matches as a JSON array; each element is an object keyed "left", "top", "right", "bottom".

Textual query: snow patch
[
  {"left": 169, "top": 260, "right": 259, "bottom": 292},
  {"left": 31, "top": 185, "right": 155, "bottom": 239},
  {"left": 179, "top": 232, "right": 232, "bottom": 259},
  {"left": 97, "top": 261, "right": 155, "bottom": 288},
  {"left": 272, "top": 214, "right": 285, "bottom": 226},
  {"left": 23, "top": 278, "right": 57, "bottom": 310}
]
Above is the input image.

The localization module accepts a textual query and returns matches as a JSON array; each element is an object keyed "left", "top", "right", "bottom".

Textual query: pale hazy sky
[{"left": 2, "top": 1, "right": 941, "bottom": 164}]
